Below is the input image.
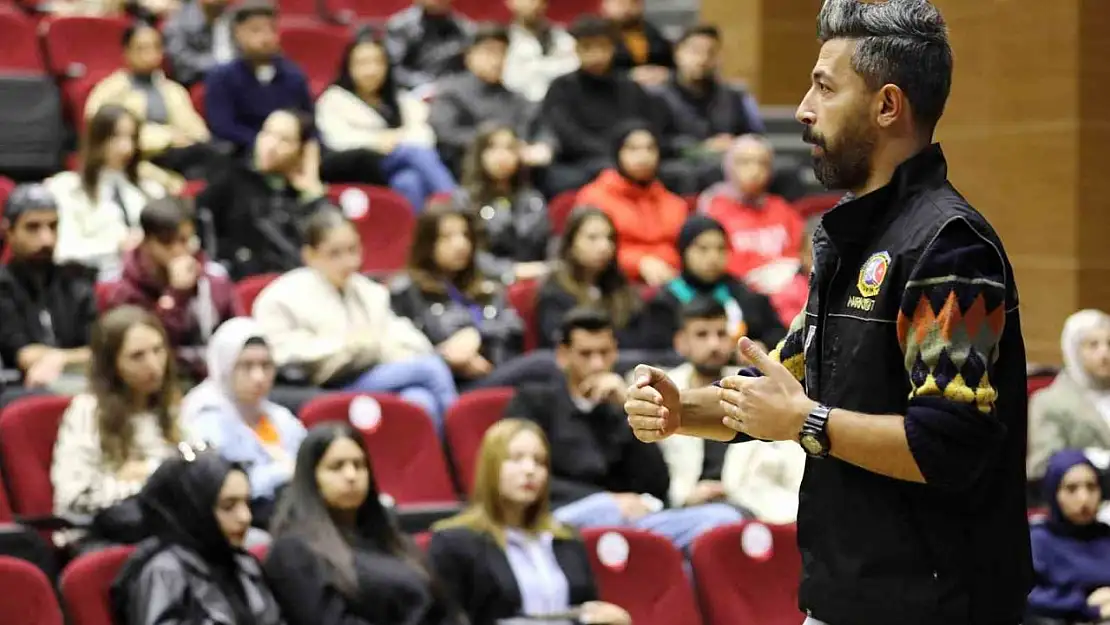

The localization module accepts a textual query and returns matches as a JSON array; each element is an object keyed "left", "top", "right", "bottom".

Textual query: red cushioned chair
[
  {"left": 546, "top": 0, "right": 596, "bottom": 24},
  {"left": 188, "top": 82, "right": 205, "bottom": 118},
  {"left": 0, "top": 396, "right": 72, "bottom": 522},
  {"left": 506, "top": 278, "right": 540, "bottom": 352},
  {"left": 443, "top": 387, "right": 513, "bottom": 494},
  {"left": 0, "top": 10, "right": 43, "bottom": 73},
  {"left": 60, "top": 546, "right": 135, "bottom": 625},
  {"left": 299, "top": 393, "right": 457, "bottom": 506},
  {"left": 40, "top": 16, "right": 128, "bottom": 123},
  {"left": 342, "top": 0, "right": 408, "bottom": 22},
  {"left": 278, "top": 21, "right": 349, "bottom": 97},
  {"left": 412, "top": 531, "right": 431, "bottom": 551},
  {"left": 326, "top": 184, "right": 416, "bottom": 273},
  {"left": 1027, "top": 372, "right": 1055, "bottom": 398},
  {"left": 690, "top": 521, "right": 804, "bottom": 625},
  {"left": 94, "top": 280, "right": 118, "bottom": 313},
  {"left": 235, "top": 273, "right": 281, "bottom": 315},
  {"left": 453, "top": 0, "right": 510, "bottom": 21},
  {"left": 581, "top": 528, "right": 703, "bottom": 625},
  {"left": 0, "top": 556, "right": 64, "bottom": 625},
  {"left": 547, "top": 190, "right": 579, "bottom": 235}
]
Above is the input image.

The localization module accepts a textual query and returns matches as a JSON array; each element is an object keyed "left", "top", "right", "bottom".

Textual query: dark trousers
[{"left": 151, "top": 142, "right": 235, "bottom": 180}]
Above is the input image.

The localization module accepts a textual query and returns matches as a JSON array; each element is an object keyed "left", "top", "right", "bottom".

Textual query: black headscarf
[
  {"left": 676, "top": 214, "right": 729, "bottom": 291},
  {"left": 611, "top": 119, "right": 658, "bottom": 185},
  {"left": 1043, "top": 449, "right": 1110, "bottom": 540}
]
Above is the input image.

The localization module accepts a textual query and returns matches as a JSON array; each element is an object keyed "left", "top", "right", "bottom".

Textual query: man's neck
[
  {"left": 852, "top": 137, "right": 930, "bottom": 197},
  {"left": 688, "top": 367, "right": 719, "bottom": 389},
  {"left": 676, "top": 72, "right": 708, "bottom": 94},
  {"left": 514, "top": 17, "right": 544, "bottom": 34}
]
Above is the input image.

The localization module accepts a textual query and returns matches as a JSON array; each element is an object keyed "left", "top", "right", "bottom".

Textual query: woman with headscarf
[
  {"left": 639, "top": 214, "right": 785, "bottom": 352},
  {"left": 110, "top": 450, "right": 286, "bottom": 625},
  {"left": 574, "top": 121, "right": 688, "bottom": 286},
  {"left": 1027, "top": 449, "right": 1110, "bottom": 624},
  {"left": 1028, "top": 310, "right": 1110, "bottom": 480},
  {"left": 181, "top": 317, "right": 307, "bottom": 526}
]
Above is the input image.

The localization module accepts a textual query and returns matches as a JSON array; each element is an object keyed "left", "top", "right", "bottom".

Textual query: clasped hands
[{"left": 625, "top": 337, "right": 816, "bottom": 444}]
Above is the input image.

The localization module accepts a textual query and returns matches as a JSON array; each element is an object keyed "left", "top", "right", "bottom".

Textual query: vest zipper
[{"left": 818, "top": 258, "right": 841, "bottom": 393}]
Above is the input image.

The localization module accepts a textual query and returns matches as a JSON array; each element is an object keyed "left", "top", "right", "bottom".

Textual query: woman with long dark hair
[
  {"left": 316, "top": 35, "right": 456, "bottom": 211},
  {"left": 265, "top": 424, "right": 463, "bottom": 625},
  {"left": 111, "top": 450, "right": 285, "bottom": 625}
]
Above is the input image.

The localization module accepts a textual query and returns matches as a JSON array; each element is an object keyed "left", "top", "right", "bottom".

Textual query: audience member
[
  {"left": 0, "top": 184, "right": 97, "bottom": 394},
  {"left": 254, "top": 209, "right": 458, "bottom": 428},
  {"left": 536, "top": 207, "right": 645, "bottom": 350},
  {"left": 1026, "top": 450, "right": 1110, "bottom": 625},
  {"left": 47, "top": 105, "right": 179, "bottom": 281},
  {"left": 384, "top": 0, "right": 474, "bottom": 93},
  {"left": 51, "top": 306, "right": 182, "bottom": 551},
  {"left": 110, "top": 451, "right": 285, "bottom": 625},
  {"left": 541, "top": 16, "right": 664, "bottom": 195},
  {"left": 574, "top": 121, "right": 687, "bottom": 286},
  {"left": 429, "top": 419, "right": 631, "bottom": 625},
  {"left": 390, "top": 206, "right": 524, "bottom": 387},
  {"left": 502, "top": 0, "right": 579, "bottom": 103},
  {"left": 85, "top": 23, "right": 217, "bottom": 180},
  {"left": 460, "top": 123, "right": 549, "bottom": 283},
  {"left": 265, "top": 423, "right": 464, "bottom": 625},
  {"left": 108, "top": 197, "right": 242, "bottom": 380},
  {"left": 181, "top": 318, "right": 306, "bottom": 527},
  {"left": 599, "top": 0, "right": 673, "bottom": 86},
  {"left": 640, "top": 215, "right": 785, "bottom": 352},
  {"left": 316, "top": 36, "right": 456, "bottom": 211},
  {"left": 506, "top": 308, "right": 741, "bottom": 550},
  {"left": 163, "top": 0, "right": 236, "bottom": 87},
  {"left": 429, "top": 24, "right": 551, "bottom": 174},
  {"left": 205, "top": 0, "right": 314, "bottom": 156},
  {"left": 49, "top": 0, "right": 176, "bottom": 18},
  {"left": 699, "top": 135, "right": 805, "bottom": 290},
  {"left": 769, "top": 216, "right": 816, "bottom": 326},
  {"left": 1028, "top": 310, "right": 1110, "bottom": 479},
  {"left": 650, "top": 25, "right": 764, "bottom": 192},
  {"left": 657, "top": 298, "right": 804, "bottom": 523},
  {"left": 197, "top": 109, "right": 328, "bottom": 280}
]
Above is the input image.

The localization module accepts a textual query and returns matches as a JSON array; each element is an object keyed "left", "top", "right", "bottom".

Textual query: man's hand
[
  {"left": 1089, "top": 587, "right": 1110, "bottom": 610},
  {"left": 638, "top": 255, "right": 677, "bottom": 286},
  {"left": 119, "top": 228, "right": 144, "bottom": 253},
  {"left": 290, "top": 140, "right": 324, "bottom": 196},
  {"left": 719, "top": 337, "right": 813, "bottom": 441},
  {"left": 167, "top": 255, "right": 200, "bottom": 291},
  {"left": 624, "top": 364, "right": 682, "bottom": 442},
  {"left": 579, "top": 601, "right": 631, "bottom": 625},
  {"left": 580, "top": 372, "right": 627, "bottom": 404},
  {"left": 460, "top": 354, "right": 494, "bottom": 378},
  {"left": 520, "top": 142, "right": 553, "bottom": 167},
  {"left": 685, "top": 480, "right": 726, "bottom": 506},
  {"left": 513, "top": 261, "right": 550, "bottom": 281},
  {"left": 704, "top": 133, "right": 734, "bottom": 153},
  {"left": 24, "top": 350, "right": 67, "bottom": 388},
  {"left": 612, "top": 493, "right": 651, "bottom": 521},
  {"left": 438, "top": 327, "right": 482, "bottom": 367}
]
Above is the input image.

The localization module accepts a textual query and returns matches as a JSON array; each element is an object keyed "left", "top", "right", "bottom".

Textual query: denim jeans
[
  {"left": 380, "top": 144, "right": 457, "bottom": 211},
  {"left": 553, "top": 492, "right": 743, "bottom": 551},
  {"left": 342, "top": 355, "right": 459, "bottom": 433}
]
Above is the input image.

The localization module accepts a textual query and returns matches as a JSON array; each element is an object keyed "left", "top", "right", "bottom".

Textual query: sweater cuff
[{"left": 904, "top": 396, "right": 1006, "bottom": 492}]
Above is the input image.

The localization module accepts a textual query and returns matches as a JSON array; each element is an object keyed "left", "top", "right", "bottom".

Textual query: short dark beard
[
  {"left": 693, "top": 361, "right": 725, "bottom": 379},
  {"left": 804, "top": 113, "right": 876, "bottom": 192}
]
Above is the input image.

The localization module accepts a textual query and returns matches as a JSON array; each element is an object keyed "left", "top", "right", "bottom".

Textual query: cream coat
[
  {"left": 314, "top": 86, "right": 435, "bottom": 153},
  {"left": 84, "top": 69, "right": 210, "bottom": 156}
]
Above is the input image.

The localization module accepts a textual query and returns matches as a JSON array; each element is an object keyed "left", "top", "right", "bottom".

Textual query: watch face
[{"left": 801, "top": 434, "right": 823, "bottom": 455}]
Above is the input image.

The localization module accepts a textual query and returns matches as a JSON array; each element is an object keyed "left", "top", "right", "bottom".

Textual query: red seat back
[
  {"left": 581, "top": 527, "right": 703, "bottom": 625},
  {"left": 454, "top": 0, "right": 510, "bottom": 21},
  {"left": 1027, "top": 373, "right": 1055, "bottom": 398},
  {"left": 40, "top": 16, "right": 128, "bottom": 121},
  {"left": 235, "top": 273, "right": 281, "bottom": 315},
  {"left": 412, "top": 531, "right": 431, "bottom": 551},
  {"left": 95, "top": 280, "right": 119, "bottom": 313},
  {"left": 546, "top": 0, "right": 596, "bottom": 24},
  {"left": 299, "top": 393, "right": 457, "bottom": 505},
  {"left": 548, "top": 190, "right": 579, "bottom": 235},
  {"left": 188, "top": 82, "right": 205, "bottom": 118},
  {"left": 792, "top": 192, "right": 843, "bottom": 219},
  {"left": 249, "top": 543, "right": 269, "bottom": 561},
  {"left": 0, "top": 464, "right": 14, "bottom": 524},
  {"left": 0, "top": 11, "right": 44, "bottom": 73},
  {"left": 0, "top": 396, "right": 72, "bottom": 518},
  {"left": 343, "top": 0, "right": 409, "bottom": 21},
  {"left": 506, "top": 278, "right": 540, "bottom": 352},
  {"left": 327, "top": 185, "right": 416, "bottom": 273},
  {"left": 443, "top": 387, "right": 513, "bottom": 494},
  {"left": 690, "top": 521, "right": 804, "bottom": 625},
  {"left": 60, "top": 545, "right": 135, "bottom": 625},
  {"left": 278, "top": 21, "right": 349, "bottom": 97},
  {"left": 0, "top": 556, "right": 64, "bottom": 625}
]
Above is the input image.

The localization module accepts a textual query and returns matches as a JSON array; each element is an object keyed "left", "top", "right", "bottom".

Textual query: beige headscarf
[{"left": 1060, "top": 309, "right": 1110, "bottom": 422}]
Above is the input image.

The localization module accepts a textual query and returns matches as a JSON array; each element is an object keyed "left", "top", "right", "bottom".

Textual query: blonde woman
[{"left": 428, "top": 419, "right": 630, "bottom": 625}]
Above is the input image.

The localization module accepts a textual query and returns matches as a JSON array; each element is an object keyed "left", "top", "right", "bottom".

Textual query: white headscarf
[
  {"left": 1060, "top": 309, "right": 1110, "bottom": 423},
  {"left": 181, "top": 317, "right": 270, "bottom": 422}
]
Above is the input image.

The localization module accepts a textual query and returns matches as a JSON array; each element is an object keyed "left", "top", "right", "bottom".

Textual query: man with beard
[
  {"left": 0, "top": 184, "right": 97, "bottom": 394},
  {"left": 623, "top": 1, "right": 1033, "bottom": 624}
]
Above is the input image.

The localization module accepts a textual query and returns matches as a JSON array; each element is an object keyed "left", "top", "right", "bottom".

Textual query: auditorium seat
[
  {"left": 235, "top": 273, "right": 281, "bottom": 315},
  {"left": 326, "top": 184, "right": 416, "bottom": 273},
  {"left": 506, "top": 278, "right": 540, "bottom": 352},
  {"left": 0, "top": 396, "right": 72, "bottom": 523},
  {"left": 0, "top": 12, "right": 65, "bottom": 176},
  {"left": 60, "top": 546, "right": 135, "bottom": 625},
  {"left": 581, "top": 527, "right": 703, "bottom": 625},
  {"left": 40, "top": 16, "right": 128, "bottom": 123},
  {"left": 0, "top": 10, "right": 43, "bottom": 73},
  {"left": 0, "top": 556, "right": 63, "bottom": 625},
  {"left": 278, "top": 21, "right": 349, "bottom": 97},
  {"left": 0, "top": 464, "right": 57, "bottom": 579},
  {"left": 341, "top": 0, "right": 408, "bottom": 22},
  {"left": 95, "top": 281, "right": 118, "bottom": 312},
  {"left": 443, "top": 387, "right": 513, "bottom": 494},
  {"left": 690, "top": 521, "right": 804, "bottom": 625},
  {"left": 548, "top": 189, "right": 579, "bottom": 235},
  {"left": 454, "top": 0, "right": 510, "bottom": 21}
]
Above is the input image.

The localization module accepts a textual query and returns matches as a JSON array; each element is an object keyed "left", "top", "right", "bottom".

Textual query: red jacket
[
  {"left": 704, "top": 193, "right": 804, "bottom": 279},
  {"left": 576, "top": 169, "right": 687, "bottom": 281}
]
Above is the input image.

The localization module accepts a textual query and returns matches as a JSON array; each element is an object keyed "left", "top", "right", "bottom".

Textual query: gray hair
[{"left": 817, "top": 0, "right": 953, "bottom": 134}]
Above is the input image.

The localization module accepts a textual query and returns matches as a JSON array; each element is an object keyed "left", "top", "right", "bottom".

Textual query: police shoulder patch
[{"left": 857, "top": 251, "right": 891, "bottom": 298}]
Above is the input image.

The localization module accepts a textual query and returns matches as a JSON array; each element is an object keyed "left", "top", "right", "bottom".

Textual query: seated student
[
  {"left": 536, "top": 207, "right": 646, "bottom": 350},
  {"left": 254, "top": 208, "right": 458, "bottom": 428},
  {"left": 505, "top": 308, "right": 741, "bottom": 550},
  {"left": 108, "top": 197, "right": 243, "bottom": 380},
  {"left": 85, "top": 22, "right": 219, "bottom": 180},
  {"left": 384, "top": 0, "right": 474, "bottom": 93},
  {"left": 575, "top": 121, "right": 688, "bottom": 286},
  {"left": 110, "top": 451, "right": 286, "bottom": 625},
  {"left": 181, "top": 318, "right": 306, "bottom": 527},
  {"left": 197, "top": 109, "right": 329, "bottom": 280},
  {"left": 1029, "top": 310, "right": 1110, "bottom": 480},
  {"left": 600, "top": 0, "right": 674, "bottom": 87},
  {"left": 47, "top": 105, "right": 181, "bottom": 281},
  {"left": 0, "top": 184, "right": 97, "bottom": 395},
  {"left": 658, "top": 298, "right": 804, "bottom": 523},
  {"left": 390, "top": 205, "right": 525, "bottom": 387},
  {"left": 459, "top": 123, "right": 550, "bottom": 283},
  {"left": 161, "top": 0, "right": 236, "bottom": 87},
  {"left": 429, "top": 418, "right": 631, "bottom": 625},
  {"left": 51, "top": 306, "right": 182, "bottom": 551},
  {"left": 502, "top": 0, "right": 579, "bottom": 103},
  {"left": 640, "top": 214, "right": 785, "bottom": 353},
  {"left": 265, "top": 423, "right": 464, "bottom": 625},
  {"left": 316, "top": 35, "right": 456, "bottom": 211},
  {"left": 1027, "top": 450, "right": 1110, "bottom": 625}
]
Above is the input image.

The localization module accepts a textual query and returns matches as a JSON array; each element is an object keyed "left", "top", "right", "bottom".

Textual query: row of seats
[{"left": 0, "top": 520, "right": 804, "bottom": 625}]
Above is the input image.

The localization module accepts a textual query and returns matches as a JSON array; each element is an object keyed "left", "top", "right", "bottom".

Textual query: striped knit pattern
[
  {"left": 769, "top": 310, "right": 807, "bottom": 383},
  {"left": 896, "top": 275, "right": 1006, "bottom": 413}
]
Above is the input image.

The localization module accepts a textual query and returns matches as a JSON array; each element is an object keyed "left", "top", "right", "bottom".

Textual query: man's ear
[{"left": 876, "top": 84, "right": 905, "bottom": 129}]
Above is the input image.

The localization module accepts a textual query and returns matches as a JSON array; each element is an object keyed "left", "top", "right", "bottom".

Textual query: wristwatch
[{"left": 799, "top": 404, "right": 832, "bottom": 458}]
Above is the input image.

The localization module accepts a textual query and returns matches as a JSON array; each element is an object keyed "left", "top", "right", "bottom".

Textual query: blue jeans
[
  {"left": 380, "top": 144, "right": 456, "bottom": 211},
  {"left": 553, "top": 492, "right": 743, "bottom": 551},
  {"left": 342, "top": 355, "right": 458, "bottom": 432}
]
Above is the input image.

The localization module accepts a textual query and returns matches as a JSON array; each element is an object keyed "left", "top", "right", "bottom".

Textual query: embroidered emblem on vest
[{"left": 857, "top": 251, "right": 891, "bottom": 298}]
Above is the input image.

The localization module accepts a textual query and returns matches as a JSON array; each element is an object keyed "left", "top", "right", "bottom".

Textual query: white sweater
[{"left": 314, "top": 86, "right": 435, "bottom": 153}]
